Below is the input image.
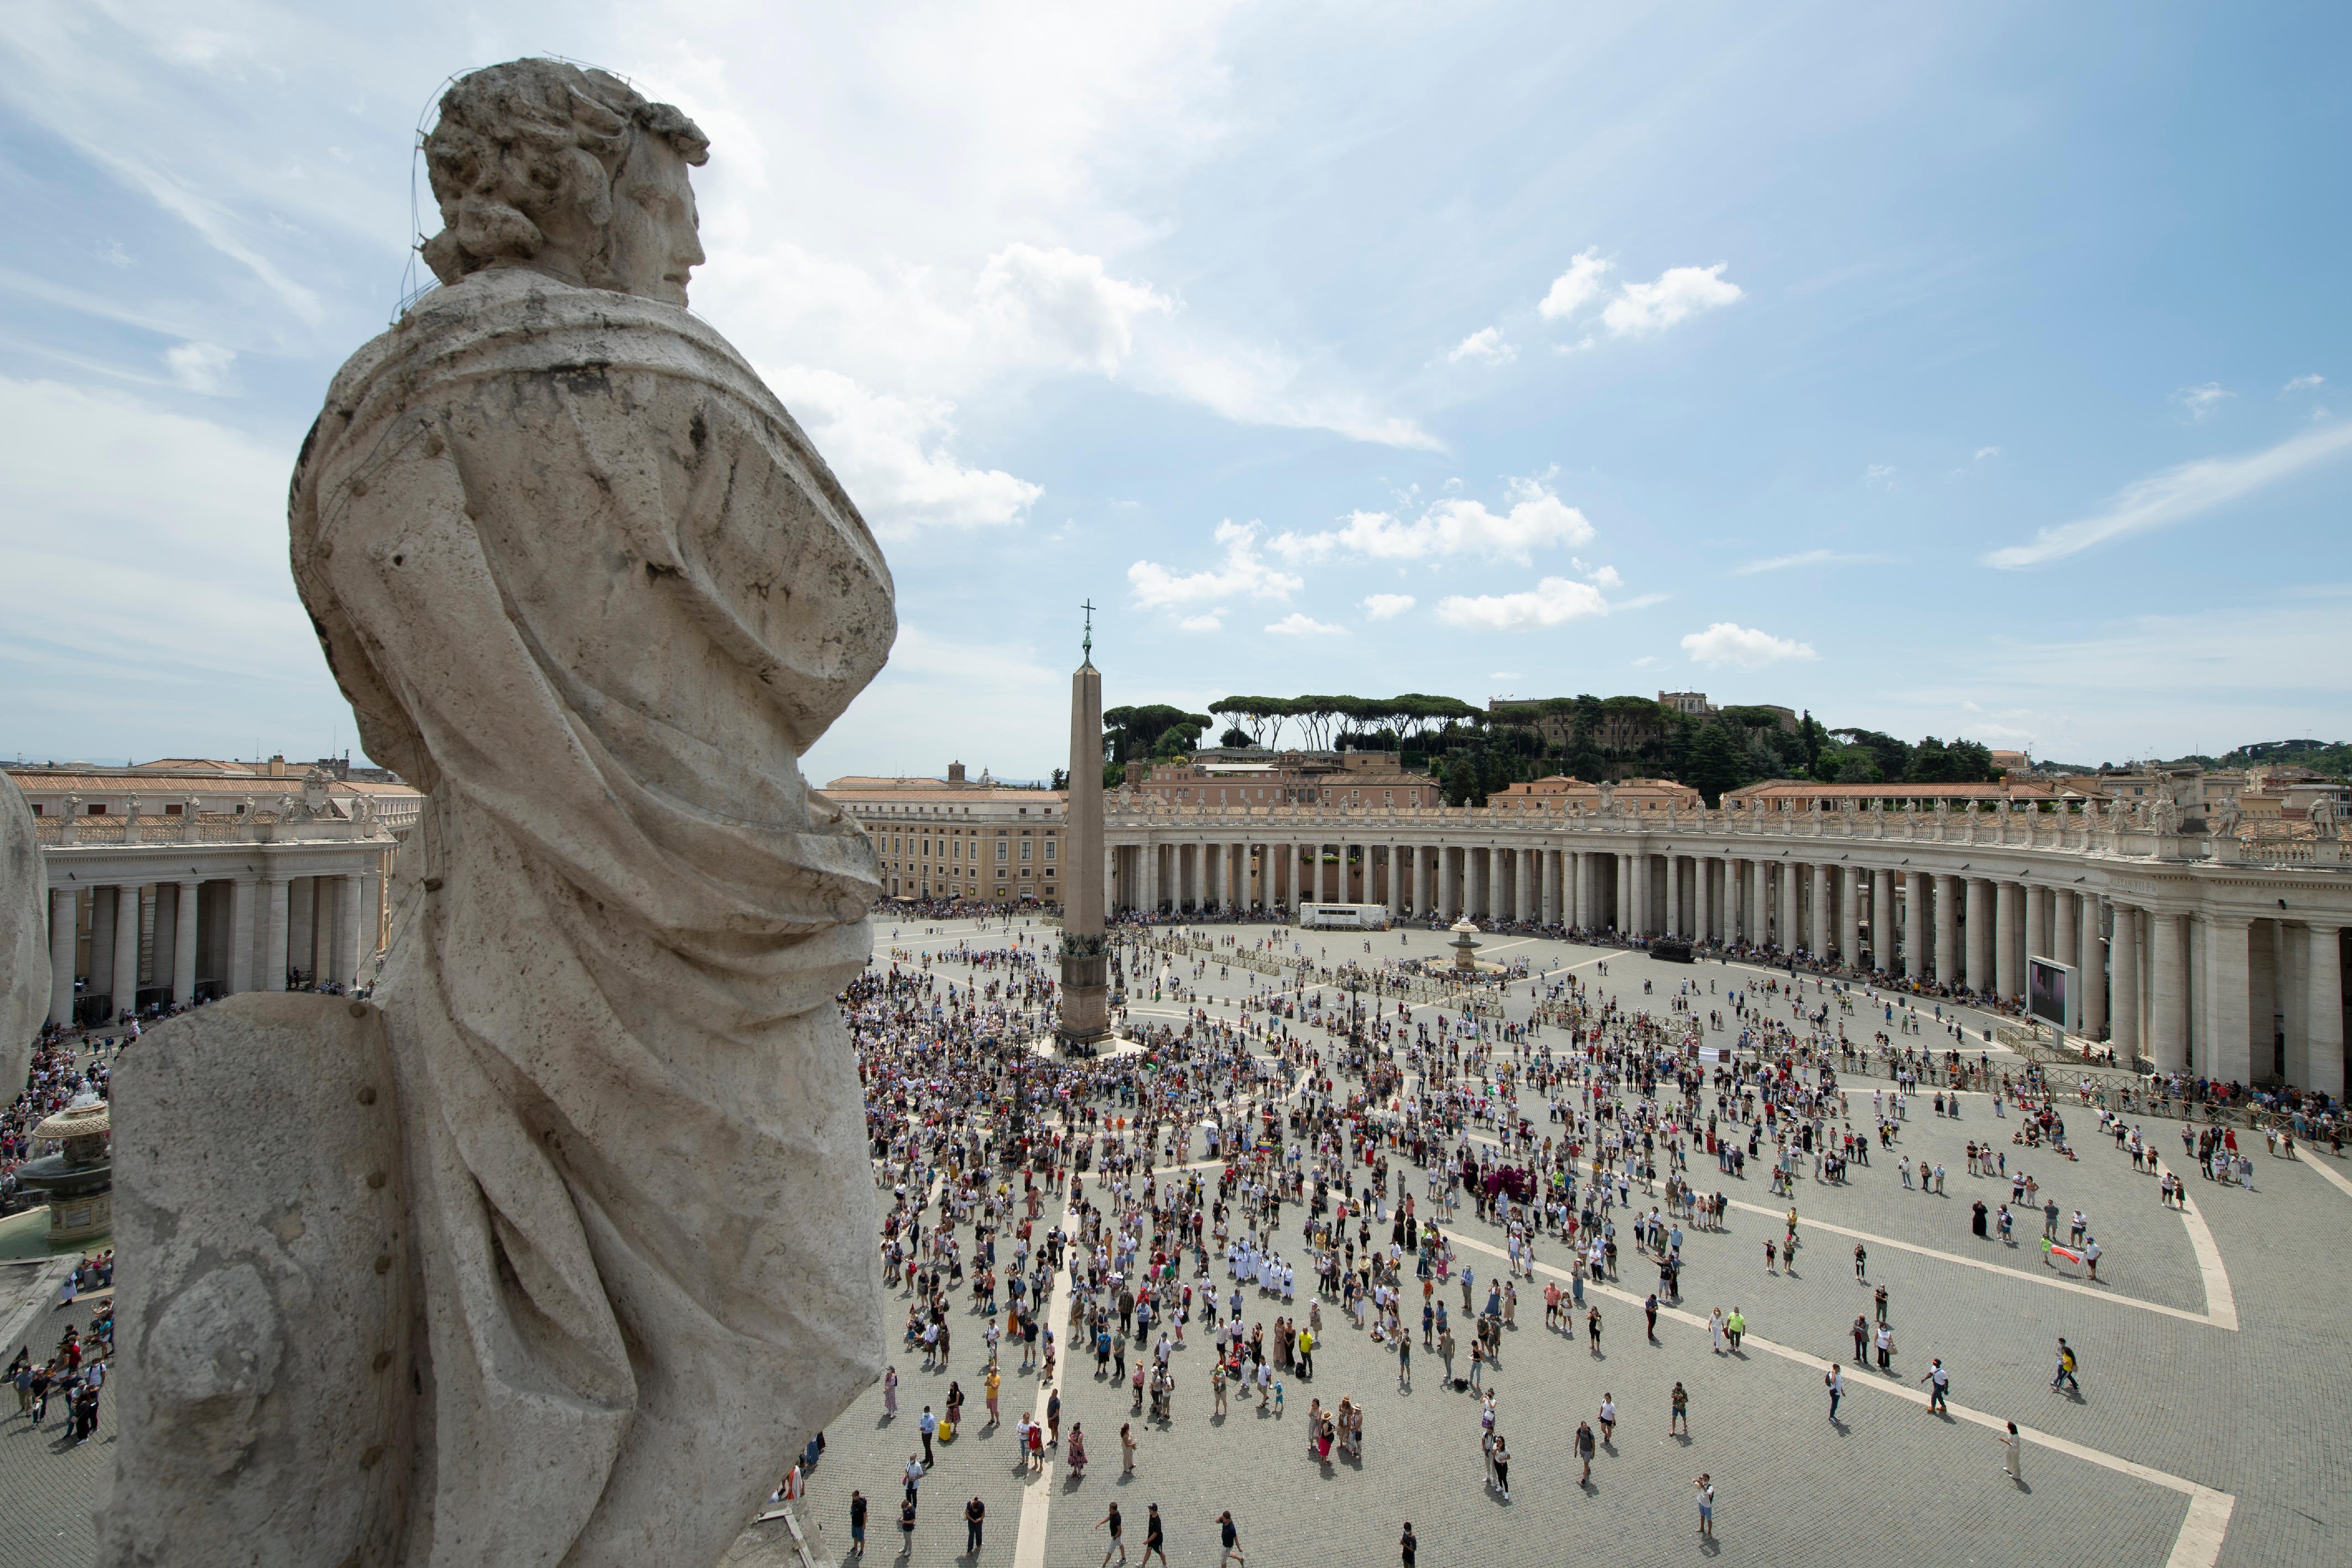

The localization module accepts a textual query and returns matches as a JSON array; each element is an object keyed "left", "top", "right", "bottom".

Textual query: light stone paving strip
[
  {"left": 1718, "top": 1195, "right": 2236, "bottom": 1329},
  {"left": 1440, "top": 1226, "right": 2236, "bottom": 1568}
]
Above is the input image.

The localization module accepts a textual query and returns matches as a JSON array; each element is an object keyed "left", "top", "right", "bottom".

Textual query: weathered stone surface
[
  {"left": 0, "top": 772, "right": 47, "bottom": 1090},
  {"left": 98, "top": 993, "right": 413, "bottom": 1568},
  {"left": 86, "top": 57, "right": 893, "bottom": 1568}
]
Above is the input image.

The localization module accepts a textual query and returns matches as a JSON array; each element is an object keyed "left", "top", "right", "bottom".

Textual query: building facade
[
  {"left": 12, "top": 758, "right": 422, "bottom": 1026},
  {"left": 1096, "top": 786, "right": 2352, "bottom": 1094},
  {"left": 821, "top": 764, "right": 1066, "bottom": 904},
  {"left": 1128, "top": 749, "right": 1437, "bottom": 809}
]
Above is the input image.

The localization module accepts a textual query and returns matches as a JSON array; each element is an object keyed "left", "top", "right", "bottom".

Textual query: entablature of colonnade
[{"left": 34, "top": 816, "right": 400, "bottom": 892}]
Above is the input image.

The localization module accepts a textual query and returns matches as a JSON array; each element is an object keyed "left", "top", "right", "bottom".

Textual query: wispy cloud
[
  {"left": 1680, "top": 622, "right": 1818, "bottom": 668},
  {"left": 1984, "top": 420, "right": 2352, "bottom": 569},
  {"left": 2282, "top": 373, "right": 2325, "bottom": 395},
  {"left": 1361, "top": 593, "right": 1416, "bottom": 619},
  {"left": 1447, "top": 326, "right": 1514, "bottom": 365},
  {"left": 1128, "top": 520, "right": 1302, "bottom": 608},
  {"left": 1602, "top": 263, "right": 1742, "bottom": 336},
  {"left": 1731, "top": 548, "right": 1892, "bottom": 576},
  {"left": 1272, "top": 473, "right": 1593, "bottom": 565},
  {"left": 1265, "top": 612, "right": 1345, "bottom": 636},
  {"left": 1435, "top": 577, "right": 1610, "bottom": 631},
  {"left": 1537, "top": 249, "right": 1611, "bottom": 321},
  {"left": 2173, "top": 382, "right": 2233, "bottom": 420}
]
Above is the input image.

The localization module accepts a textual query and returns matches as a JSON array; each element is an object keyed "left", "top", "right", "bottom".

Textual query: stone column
[
  {"left": 1994, "top": 881, "right": 2021, "bottom": 999},
  {"left": 1965, "top": 879, "right": 1992, "bottom": 994},
  {"left": 1905, "top": 872, "right": 1928, "bottom": 980},
  {"left": 2203, "top": 914, "right": 2252, "bottom": 1085},
  {"left": 173, "top": 878, "right": 200, "bottom": 1003},
  {"left": 111, "top": 881, "right": 141, "bottom": 1015},
  {"left": 227, "top": 876, "right": 256, "bottom": 994},
  {"left": 1513, "top": 847, "right": 1531, "bottom": 923},
  {"left": 48, "top": 887, "right": 76, "bottom": 1027},
  {"left": 1808, "top": 864, "right": 1829, "bottom": 959},
  {"left": 1614, "top": 854, "right": 1631, "bottom": 935},
  {"left": 1838, "top": 868, "right": 1861, "bottom": 966},
  {"left": 2110, "top": 906, "right": 2141, "bottom": 1059},
  {"left": 2025, "top": 882, "right": 2047, "bottom": 970},
  {"left": 1874, "top": 868, "right": 1897, "bottom": 973},
  {"left": 263, "top": 875, "right": 292, "bottom": 991},
  {"left": 2078, "top": 898, "right": 2105, "bottom": 1039},
  {"left": 2150, "top": 911, "right": 2188, "bottom": 1074},
  {"left": 2053, "top": 889, "right": 2078, "bottom": 968},
  {"left": 1773, "top": 861, "right": 1792, "bottom": 953},
  {"left": 1932, "top": 876, "right": 1958, "bottom": 984},
  {"left": 1438, "top": 847, "right": 1455, "bottom": 918},
  {"left": 1665, "top": 855, "right": 1683, "bottom": 937},
  {"left": 2305, "top": 925, "right": 2344, "bottom": 1098},
  {"left": 1286, "top": 842, "right": 1300, "bottom": 915},
  {"left": 338, "top": 873, "right": 365, "bottom": 988},
  {"left": 1695, "top": 857, "right": 1713, "bottom": 944}
]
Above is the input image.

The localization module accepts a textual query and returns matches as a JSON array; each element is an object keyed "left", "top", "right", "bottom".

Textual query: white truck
[{"left": 1296, "top": 902, "right": 1391, "bottom": 930}]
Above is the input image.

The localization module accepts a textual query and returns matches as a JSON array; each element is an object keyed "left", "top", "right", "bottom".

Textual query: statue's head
[{"left": 420, "top": 59, "right": 709, "bottom": 306}]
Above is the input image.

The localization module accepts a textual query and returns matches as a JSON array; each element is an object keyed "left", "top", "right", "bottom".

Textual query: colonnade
[
  {"left": 43, "top": 871, "right": 373, "bottom": 1028},
  {"left": 1105, "top": 830, "right": 2350, "bottom": 1095}
]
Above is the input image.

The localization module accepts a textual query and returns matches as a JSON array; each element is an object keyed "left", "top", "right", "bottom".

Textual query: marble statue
[
  {"left": 2311, "top": 796, "right": 2338, "bottom": 841},
  {"left": 104, "top": 59, "right": 889, "bottom": 1568},
  {"left": 0, "top": 773, "right": 48, "bottom": 1092}
]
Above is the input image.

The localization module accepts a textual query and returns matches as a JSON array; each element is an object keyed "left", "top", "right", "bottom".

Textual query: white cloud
[
  {"left": 1435, "top": 577, "right": 1611, "bottom": 631},
  {"left": 1265, "top": 612, "right": 1345, "bottom": 636},
  {"left": 1127, "top": 520, "right": 1303, "bottom": 608},
  {"left": 974, "top": 242, "right": 1172, "bottom": 374},
  {"left": 1447, "top": 326, "right": 1514, "bottom": 365},
  {"left": 1177, "top": 611, "right": 1224, "bottom": 632},
  {"left": 1984, "top": 419, "right": 2352, "bottom": 569},
  {"left": 1488, "top": 670, "right": 1523, "bottom": 680},
  {"left": 1361, "top": 593, "right": 1416, "bottom": 619},
  {"left": 1600, "top": 262, "right": 1742, "bottom": 336},
  {"left": 1140, "top": 332, "right": 1442, "bottom": 449},
  {"left": 163, "top": 340, "right": 234, "bottom": 394},
  {"left": 2282, "top": 373, "right": 2325, "bottom": 395},
  {"left": 1975, "top": 446, "right": 2001, "bottom": 461},
  {"left": 1272, "top": 473, "right": 1593, "bottom": 565},
  {"left": 1731, "top": 548, "right": 1892, "bottom": 576},
  {"left": 1537, "top": 249, "right": 1611, "bottom": 320},
  {"left": 1679, "top": 622, "right": 1818, "bottom": 668},
  {"left": 2173, "top": 382, "right": 2233, "bottom": 420},
  {"left": 767, "top": 365, "right": 1043, "bottom": 536},
  {"left": 1862, "top": 463, "right": 1896, "bottom": 488}
]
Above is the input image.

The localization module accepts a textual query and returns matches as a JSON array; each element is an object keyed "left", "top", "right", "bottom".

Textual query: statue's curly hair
[{"left": 419, "top": 59, "right": 708, "bottom": 288}]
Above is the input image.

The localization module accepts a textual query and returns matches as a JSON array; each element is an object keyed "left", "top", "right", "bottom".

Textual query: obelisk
[{"left": 1057, "top": 608, "right": 1112, "bottom": 1050}]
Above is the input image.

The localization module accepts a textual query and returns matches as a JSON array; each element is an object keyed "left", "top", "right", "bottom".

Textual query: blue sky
[{"left": 2, "top": 1, "right": 2346, "bottom": 780}]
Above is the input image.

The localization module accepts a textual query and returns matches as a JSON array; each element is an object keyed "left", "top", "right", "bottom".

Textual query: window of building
[
  {"left": 87, "top": 803, "right": 107, "bottom": 815},
  {"left": 1020, "top": 841, "right": 1032, "bottom": 860},
  {"left": 27, "top": 804, "right": 39, "bottom": 817},
  {"left": 165, "top": 803, "right": 184, "bottom": 815},
  {"left": 1044, "top": 840, "right": 1055, "bottom": 861},
  {"left": 996, "top": 867, "right": 1008, "bottom": 879},
  {"left": 996, "top": 840, "right": 1008, "bottom": 862}
]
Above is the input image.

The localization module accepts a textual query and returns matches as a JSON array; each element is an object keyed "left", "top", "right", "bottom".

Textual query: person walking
[
  {"left": 1874, "top": 1322, "right": 1894, "bottom": 1372},
  {"left": 1575, "top": 1419, "right": 1597, "bottom": 1484},
  {"left": 1121, "top": 1422, "right": 1138, "bottom": 1476},
  {"left": 1400, "top": 1521, "right": 1418, "bottom": 1567},
  {"left": 1694, "top": 1473, "right": 1715, "bottom": 1539},
  {"left": 1217, "top": 1508, "right": 1246, "bottom": 1566},
  {"left": 1995, "top": 1420, "right": 2023, "bottom": 1482},
  {"left": 1921, "top": 1357, "right": 1949, "bottom": 1414},
  {"left": 2052, "top": 1338, "right": 2080, "bottom": 1394},
  {"left": 848, "top": 1491, "right": 868, "bottom": 1557},
  {"left": 1097, "top": 1502, "right": 1128, "bottom": 1567},
  {"left": 1142, "top": 1504, "right": 1168, "bottom": 1567},
  {"left": 1825, "top": 1362, "right": 1844, "bottom": 1421},
  {"left": 1851, "top": 1314, "right": 1869, "bottom": 1364},
  {"left": 1644, "top": 1292, "right": 1659, "bottom": 1341}
]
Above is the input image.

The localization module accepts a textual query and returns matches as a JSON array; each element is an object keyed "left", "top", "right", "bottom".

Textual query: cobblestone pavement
[{"left": 8, "top": 918, "right": 2349, "bottom": 1568}]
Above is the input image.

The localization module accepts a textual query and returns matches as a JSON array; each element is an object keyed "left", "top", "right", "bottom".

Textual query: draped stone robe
[{"left": 289, "top": 266, "right": 891, "bottom": 1568}]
